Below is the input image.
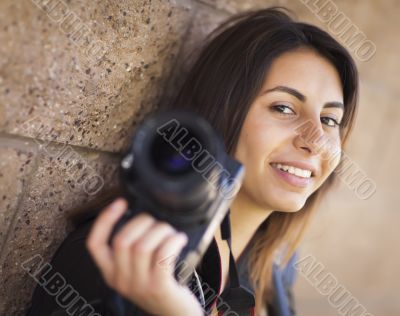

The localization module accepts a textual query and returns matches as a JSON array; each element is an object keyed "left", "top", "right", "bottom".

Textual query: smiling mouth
[
  {"left": 269, "top": 162, "right": 314, "bottom": 178},
  {"left": 269, "top": 163, "right": 314, "bottom": 188}
]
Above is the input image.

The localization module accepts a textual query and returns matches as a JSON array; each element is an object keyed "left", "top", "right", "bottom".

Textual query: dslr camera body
[{"left": 110, "top": 109, "right": 244, "bottom": 284}]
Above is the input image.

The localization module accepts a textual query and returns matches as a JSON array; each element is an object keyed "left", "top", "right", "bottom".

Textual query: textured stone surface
[
  {"left": 0, "top": 143, "right": 38, "bottom": 252},
  {"left": 0, "top": 0, "right": 193, "bottom": 152},
  {"left": 0, "top": 0, "right": 398, "bottom": 315},
  {"left": 180, "top": 1, "right": 229, "bottom": 66},
  {"left": 164, "top": 1, "right": 229, "bottom": 103},
  {"left": 0, "top": 139, "right": 120, "bottom": 315},
  {"left": 198, "top": 0, "right": 306, "bottom": 14}
]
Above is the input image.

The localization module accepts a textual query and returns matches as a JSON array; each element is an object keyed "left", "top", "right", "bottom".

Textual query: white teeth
[{"left": 271, "top": 163, "right": 312, "bottom": 178}]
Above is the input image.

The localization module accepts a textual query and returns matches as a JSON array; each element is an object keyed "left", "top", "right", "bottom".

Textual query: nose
[{"left": 293, "top": 119, "right": 324, "bottom": 156}]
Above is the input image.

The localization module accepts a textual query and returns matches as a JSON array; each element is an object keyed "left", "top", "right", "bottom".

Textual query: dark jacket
[{"left": 26, "top": 216, "right": 298, "bottom": 316}]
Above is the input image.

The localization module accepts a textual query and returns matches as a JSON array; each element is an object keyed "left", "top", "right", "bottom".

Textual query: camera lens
[{"left": 151, "top": 134, "right": 194, "bottom": 176}]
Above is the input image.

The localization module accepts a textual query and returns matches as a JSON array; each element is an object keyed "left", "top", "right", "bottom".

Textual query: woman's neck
[{"left": 215, "top": 189, "right": 274, "bottom": 261}]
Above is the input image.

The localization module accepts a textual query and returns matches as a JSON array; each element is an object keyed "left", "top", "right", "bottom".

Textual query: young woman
[{"left": 26, "top": 7, "right": 359, "bottom": 316}]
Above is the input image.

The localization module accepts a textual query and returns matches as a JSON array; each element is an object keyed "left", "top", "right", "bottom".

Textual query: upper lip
[{"left": 270, "top": 160, "right": 318, "bottom": 177}]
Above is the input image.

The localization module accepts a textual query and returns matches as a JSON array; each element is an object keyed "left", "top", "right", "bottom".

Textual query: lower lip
[{"left": 270, "top": 164, "right": 312, "bottom": 188}]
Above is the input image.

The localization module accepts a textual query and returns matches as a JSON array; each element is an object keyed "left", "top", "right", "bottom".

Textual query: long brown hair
[
  {"left": 72, "top": 6, "right": 359, "bottom": 313},
  {"left": 164, "top": 7, "right": 359, "bottom": 312}
]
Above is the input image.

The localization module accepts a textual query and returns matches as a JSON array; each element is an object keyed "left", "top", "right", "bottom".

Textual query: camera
[{"left": 109, "top": 109, "right": 244, "bottom": 284}]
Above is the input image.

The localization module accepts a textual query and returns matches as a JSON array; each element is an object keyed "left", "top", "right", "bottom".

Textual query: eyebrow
[{"left": 261, "top": 85, "right": 344, "bottom": 111}]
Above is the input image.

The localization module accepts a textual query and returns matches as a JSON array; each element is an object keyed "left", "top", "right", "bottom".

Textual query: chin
[{"left": 272, "top": 198, "right": 306, "bottom": 213}]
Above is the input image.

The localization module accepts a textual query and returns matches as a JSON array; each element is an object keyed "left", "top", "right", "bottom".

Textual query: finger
[
  {"left": 112, "top": 213, "right": 156, "bottom": 285},
  {"left": 128, "top": 222, "right": 177, "bottom": 283},
  {"left": 86, "top": 198, "right": 127, "bottom": 280},
  {"left": 153, "top": 232, "right": 188, "bottom": 278}
]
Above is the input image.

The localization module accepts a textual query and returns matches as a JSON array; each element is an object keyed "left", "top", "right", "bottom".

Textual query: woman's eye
[
  {"left": 321, "top": 117, "right": 340, "bottom": 128},
  {"left": 271, "top": 105, "right": 295, "bottom": 115},
  {"left": 271, "top": 105, "right": 341, "bottom": 128}
]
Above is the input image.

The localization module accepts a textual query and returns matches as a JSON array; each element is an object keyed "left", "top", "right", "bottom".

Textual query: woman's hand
[{"left": 86, "top": 198, "right": 205, "bottom": 316}]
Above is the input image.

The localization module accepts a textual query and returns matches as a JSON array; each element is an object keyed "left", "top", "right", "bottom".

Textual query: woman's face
[{"left": 234, "top": 48, "right": 343, "bottom": 212}]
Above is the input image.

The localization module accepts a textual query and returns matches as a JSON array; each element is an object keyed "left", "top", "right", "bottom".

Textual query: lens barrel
[{"left": 120, "top": 110, "right": 228, "bottom": 225}]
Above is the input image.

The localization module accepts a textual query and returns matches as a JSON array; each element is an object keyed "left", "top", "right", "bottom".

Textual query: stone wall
[{"left": 0, "top": 0, "right": 398, "bottom": 315}]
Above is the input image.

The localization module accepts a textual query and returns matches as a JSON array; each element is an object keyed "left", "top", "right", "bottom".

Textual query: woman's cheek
[{"left": 321, "top": 135, "right": 342, "bottom": 171}]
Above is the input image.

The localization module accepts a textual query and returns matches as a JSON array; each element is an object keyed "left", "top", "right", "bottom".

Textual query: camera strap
[{"left": 217, "top": 210, "right": 256, "bottom": 316}]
